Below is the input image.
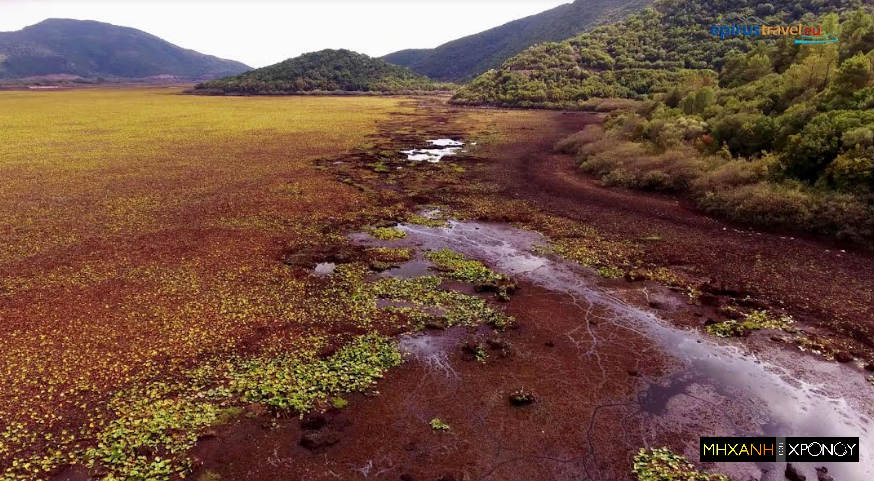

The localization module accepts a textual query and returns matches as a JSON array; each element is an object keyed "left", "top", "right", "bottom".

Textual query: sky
[{"left": 0, "top": 1, "right": 570, "bottom": 68}]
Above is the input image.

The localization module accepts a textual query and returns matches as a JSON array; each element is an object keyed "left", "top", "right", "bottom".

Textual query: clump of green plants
[
  {"left": 424, "top": 249, "right": 498, "bottom": 283},
  {"left": 86, "top": 395, "right": 221, "bottom": 481},
  {"left": 372, "top": 274, "right": 514, "bottom": 330},
  {"left": 424, "top": 249, "right": 517, "bottom": 300},
  {"left": 463, "top": 341, "right": 489, "bottom": 363},
  {"left": 330, "top": 397, "right": 348, "bottom": 409},
  {"left": 232, "top": 334, "right": 402, "bottom": 411},
  {"left": 705, "top": 310, "right": 793, "bottom": 338},
  {"left": 367, "top": 247, "right": 413, "bottom": 263},
  {"left": 429, "top": 418, "right": 450, "bottom": 431},
  {"left": 548, "top": 233, "right": 635, "bottom": 277},
  {"left": 312, "top": 264, "right": 513, "bottom": 331},
  {"left": 366, "top": 246, "right": 413, "bottom": 271},
  {"left": 406, "top": 214, "right": 448, "bottom": 227},
  {"left": 370, "top": 226, "right": 407, "bottom": 240},
  {"left": 632, "top": 447, "right": 728, "bottom": 481},
  {"left": 791, "top": 333, "right": 842, "bottom": 360},
  {"left": 474, "top": 345, "right": 488, "bottom": 363},
  {"left": 597, "top": 266, "right": 625, "bottom": 278}
]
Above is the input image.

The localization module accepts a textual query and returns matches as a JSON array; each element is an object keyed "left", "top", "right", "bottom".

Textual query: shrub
[
  {"left": 554, "top": 124, "right": 604, "bottom": 154},
  {"left": 821, "top": 148, "right": 874, "bottom": 192},
  {"left": 581, "top": 143, "right": 705, "bottom": 192},
  {"left": 694, "top": 182, "right": 872, "bottom": 241},
  {"left": 579, "top": 134, "right": 872, "bottom": 240},
  {"left": 691, "top": 154, "right": 776, "bottom": 192},
  {"left": 784, "top": 109, "right": 874, "bottom": 181}
]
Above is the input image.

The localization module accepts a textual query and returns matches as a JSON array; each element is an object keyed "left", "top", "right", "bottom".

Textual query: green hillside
[
  {"left": 194, "top": 49, "right": 448, "bottom": 94},
  {"left": 541, "top": 3, "right": 873, "bottom": 239},
  {"left": 382, "top": 0, "right": 651, "bottom": 82},
  {"left": 451, "top": 0, "right": 870, "bottom": 108},
  {"left": 0, "top": 19, "right": 249, "bottom": 80}
]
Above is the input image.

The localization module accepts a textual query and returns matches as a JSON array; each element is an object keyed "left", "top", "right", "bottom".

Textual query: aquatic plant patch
[
  {"left": 370, "top": 226, "right": 407, "bottom": 240},
  {"left": 406, "top": 214, "right": 449, "bottom": 228},
  {"left": 633, "top": 447, "right": 728, "bottom": 481},
  {"left": 232, "top": 334, "right": 402, "bottom": 411},
  {"left": 424, "top": 249, "right": 517, "bottom": 299},
  {"left": 705, "top": 310, "right": 794, "bottom": 337},
  {"left": 429, "top": 418, "right": 451, "bottom": 431}
]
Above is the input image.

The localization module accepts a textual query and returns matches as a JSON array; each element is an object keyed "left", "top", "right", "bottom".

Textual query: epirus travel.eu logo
[{"left": 709, "top": 15, "right": 838, "bottom": 44}]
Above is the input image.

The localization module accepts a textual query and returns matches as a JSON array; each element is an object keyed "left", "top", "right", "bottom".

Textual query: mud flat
[{"left": 194, "top": 219, "right": 873, "bottom": 480}]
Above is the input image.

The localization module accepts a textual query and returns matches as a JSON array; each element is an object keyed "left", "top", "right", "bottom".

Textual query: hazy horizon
[{"left": 0, "top": 0, "right": 570, "bottom": 68}]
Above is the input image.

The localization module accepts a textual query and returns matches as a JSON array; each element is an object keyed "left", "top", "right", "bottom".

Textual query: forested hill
[
  {"left": 516, "top": 0, "right": 872, "bottom": 241},
  {"left": 0, "top": 19, "right": 249, "bottom": 81},
  {"left": 381, "top": 0, "right": 652, "bottom": 82},
  {"left": 451, "top": 0, "right": 870, "bottom": 108},
  {"left": 193, "top": 49, "right": 447, "bottom": 94}
]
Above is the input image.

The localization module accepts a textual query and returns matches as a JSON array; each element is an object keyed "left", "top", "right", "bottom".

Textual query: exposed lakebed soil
[
  {"left": 185, "top": 100, "right": 873, "bottom": 481},
  {"left": 193, "top": 217, "right": 873, "bottom": 481},
  {"left": 11, "top": 93, "right": 870, "bottom": 481}
]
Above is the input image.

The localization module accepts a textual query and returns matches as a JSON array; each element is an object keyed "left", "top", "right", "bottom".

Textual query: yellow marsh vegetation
[{"left": 0, "top": 88, "right": 407, "bottom": 474}]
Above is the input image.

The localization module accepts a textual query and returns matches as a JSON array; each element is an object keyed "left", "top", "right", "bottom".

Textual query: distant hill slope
[
  {"left": 452, "top": 0, "right": 869, "bottom": 108},
  {"left": 193, "top": 49, "right": 448, "bottom": 94},
  {"left": 0, "top": 18, "right": 250, "bottom": 81},
  {"left": 381, "top": 0, "right": 652, "bottom": 81}
]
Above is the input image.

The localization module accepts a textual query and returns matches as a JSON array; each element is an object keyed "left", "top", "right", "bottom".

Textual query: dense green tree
[
  {"left": 832, "top": 52, "right": 874, "bottom": 95},
  {"left": 839, "top": 8, "right": 874, "bottom": 59},
  {"left": 784, "top": 109, "right": 873, "bottom": 180}
]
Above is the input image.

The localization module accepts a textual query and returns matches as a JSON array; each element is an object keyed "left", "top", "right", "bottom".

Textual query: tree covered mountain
[
  {"left": 194, "top": 49, "right": 448, "bottom": 94},
  {"left": 451, "top": 0, "right": 870, "bottom": 108},
  {"left": 0, "top": 19, "right": 250, "bottom": 81},
  {"left": 381, "top": 0, "right": 652, "bottom": 82}
]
